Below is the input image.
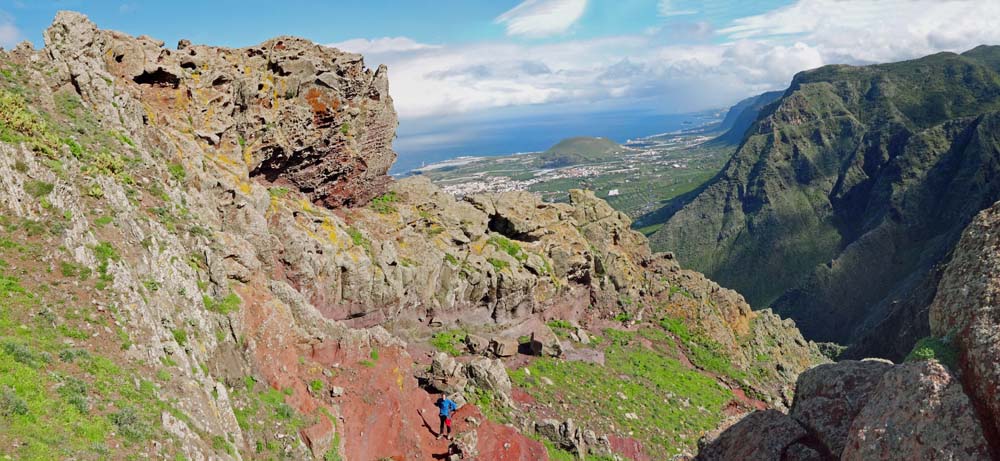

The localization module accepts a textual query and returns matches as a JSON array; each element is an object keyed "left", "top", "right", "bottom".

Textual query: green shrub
[
  {"left": 324, "top": 445, "right": 343, "bottom": 461},
  {"left": 346, "top": 227, "right": 372, "bottom": 253},
  {"left": 0, "top": 89, "right": 60, "bottom": 156},
  {"left": 488, "top": 235, "right": 527, "bottom": 262},
  {"left": 430, "top": 330, "right": 467, "bottom": 356},
  {"left": 167, "top": 162, "right": 186, "bottom": 182},
  {"left": 23, "top": 180, "right": 54, "bottom": 198},
  {"left": 547, "top": 319, "right": 572, "bottom": 330},
  {"left": 93, "top": 241, "right": 120, "bottom": 263},
  {"left": 57, "top": 376, "right": 90, "bottom": 414},
  {"left": 2, "top": 341, "right": 50, "bottom": 368},
  {"left": 369, "top": 191, "right": 399, "bottom": 214},
  {"left": 906, "top": 336, "right": 959, "bottom": 370},
  {"left": 0, "top": 386, "right": 28, "bottom": 416},
  {"left": 212, "top": 435, "right": 235, "bottom": 455},
  {"left": 109, "top": 407, "right": 150, "bottom": 441},
  {"left": 171, "top": 329, "right": 188, "bottom": 347},
  {"left": 203, "top": 292, "right": 241, "bottom": 314},
  {"left": 58, "top": 349, "right": 90, "bottom": 363},
  {"left": 488, "top": 258, "right": 509, "bottom": 272}
]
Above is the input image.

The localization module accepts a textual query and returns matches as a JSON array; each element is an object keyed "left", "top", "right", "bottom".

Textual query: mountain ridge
[{"left": 650, "top": 45, "right": 1000, "bottom": 360}]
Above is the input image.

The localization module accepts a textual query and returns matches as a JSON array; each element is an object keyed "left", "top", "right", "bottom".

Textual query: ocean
[{"left": 390, "top": 108, "right": 722, "bottom": 175}]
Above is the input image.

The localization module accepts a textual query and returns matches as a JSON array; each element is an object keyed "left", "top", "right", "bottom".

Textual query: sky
[{"left": 3, "top": 0, "right": 1000, "bottom": 168}]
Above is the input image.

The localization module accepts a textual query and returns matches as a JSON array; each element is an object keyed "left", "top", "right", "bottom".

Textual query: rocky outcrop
[
  {"left": 699, "top": 360, "right": 991, "bottom": 460},
  {"left": 929, "top": 200, "right": 1000, "bottom": 454},
  {"left": 44, "top": 10, "right": 396, "bottom": 208}
]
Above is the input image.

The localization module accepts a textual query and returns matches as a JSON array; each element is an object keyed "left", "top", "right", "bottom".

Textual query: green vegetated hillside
[
  {"left": 535, "top": 136, "right": 624, "bottom": 168},
  {"left": 651, "top": 45, "right": 1000, "bottom": 360}
]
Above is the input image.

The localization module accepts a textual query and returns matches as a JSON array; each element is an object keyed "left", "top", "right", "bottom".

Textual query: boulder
[
  {"left": 451, "top": 430, "right": 479, "bottom": 459},
  {"left": 534, "top": 418, "right": 582, "bottom": 453},
  {"left": 464, "top": 334, "right": 490, "bottom": 355},
  {"left": 489, "top": 336, "right": 518, "bottom": 358},
  {"left": 789, "top": 360, "right": 893, "bottom": 457},
  {"left": 429, "top": 352, "right": 468, "bottom": 394},
  {"left": 696, "top": 410, "right": 808, "bottom": 461},
  {"left": 841, "top": 361, "right": 991, "bottom": 460},
  {"left": 463, "top": 357, "right": 513, "bottom": 405}
]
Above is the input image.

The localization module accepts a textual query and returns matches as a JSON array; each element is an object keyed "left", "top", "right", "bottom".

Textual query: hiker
[{"left": 435, "top": 393, "right": 457, "bottom": 440}]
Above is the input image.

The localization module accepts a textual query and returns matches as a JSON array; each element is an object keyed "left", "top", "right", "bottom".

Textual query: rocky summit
[{"left": 0, "top": 12, "right": 829, "bottom": 461}]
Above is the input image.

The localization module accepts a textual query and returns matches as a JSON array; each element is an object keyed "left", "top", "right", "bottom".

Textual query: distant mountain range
[{"left": 649, "top": 45, "right": 1000, "bottom": 360}]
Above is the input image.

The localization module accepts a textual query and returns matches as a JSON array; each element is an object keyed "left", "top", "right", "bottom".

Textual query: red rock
[{"left": 301, "top": 416, "right": 335, "bottom": 458}]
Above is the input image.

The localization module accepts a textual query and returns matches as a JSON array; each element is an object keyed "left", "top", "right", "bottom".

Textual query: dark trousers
[{"left": 439, "top": 415, "right": 451, "bottom": 435}]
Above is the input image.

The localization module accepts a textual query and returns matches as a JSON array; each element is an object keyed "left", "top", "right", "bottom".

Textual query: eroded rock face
[
  {"left": 44, "top": 10, "right": 396, "bottom": 207},
  {"left": 929, "top": 200, "right": 1000, "bottom": 450}
]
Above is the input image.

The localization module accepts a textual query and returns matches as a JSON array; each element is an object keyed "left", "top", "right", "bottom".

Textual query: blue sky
[
  {"left": 2, "top": 1, "right": 999, "bottom": 169},
  {"left": 0, "top": 1, "right": 795, "bottom": 48}
]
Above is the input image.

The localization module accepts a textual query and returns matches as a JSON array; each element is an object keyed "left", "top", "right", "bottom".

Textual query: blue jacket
[{"left": 436, "top": 398, "right": 457, "bottom": 417}]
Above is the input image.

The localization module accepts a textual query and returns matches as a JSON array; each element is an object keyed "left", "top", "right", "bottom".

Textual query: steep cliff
[
  {"left": 651, "top": 46, "right": 1000, "bottom": 360},
  {"left": 0, "top": 12, "right": 825, "bottom": 461}
]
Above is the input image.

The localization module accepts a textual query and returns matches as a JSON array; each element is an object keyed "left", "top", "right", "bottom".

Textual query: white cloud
[
  {"left": 719, "top": 0, "right": 1000, "bottom": 64},
  {"left": 327, "top": 37, "right": 440, "bottom": 55},
  {"left": 0, "top": 12, "right": 20, "bottom": 49},
  {"left": 348, "top": 0, "right": 1000, "bottom": 121},
  {"left": 495, "top": 0, "right": 588, "bottom": 38},
  {"left": 657, "top": 0, "right": 697, "bottom": 17}
]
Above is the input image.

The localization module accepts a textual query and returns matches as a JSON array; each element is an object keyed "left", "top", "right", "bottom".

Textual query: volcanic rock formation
[{"left": 0, "top": 11, "right": 827, "bottom": 460}]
